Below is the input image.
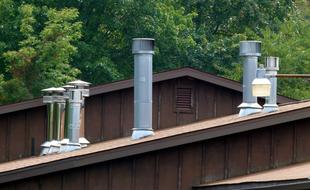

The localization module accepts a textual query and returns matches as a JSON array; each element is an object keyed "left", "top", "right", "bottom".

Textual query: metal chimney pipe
[
  {"left": 52, "top": 88, "right": 66, "bottom": 140},
  {"left": 41, "top": 88, "right": 55, "bottom": 141},
  {"left": 238, "top": 41, "right": 262, "bottom": 116},
  {"left": 66, "top": 80, "right": 90, "bottom": 150},
  {"left": 62, "top": 85, "right": 75, "bottom": 139},
  {"left": 41, "top": 87, "right": 65, "bottom": 155},
  {"left": 131, "top": 38, "right": 155, "bottom": 140},
  {"left": 263, "top": 57, "right": 279, "bottom": 113},
  {"left": 41, "top": 87, "right": 55, "bottom": 155}
]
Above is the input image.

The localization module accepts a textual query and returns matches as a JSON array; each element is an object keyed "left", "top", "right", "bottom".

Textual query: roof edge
[{"left": 0, "top": 101, "right": 309, "bottom": 184}]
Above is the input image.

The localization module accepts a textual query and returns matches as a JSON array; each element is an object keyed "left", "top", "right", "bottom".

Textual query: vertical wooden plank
[
  {"left": 85, "top": 95, "right": 103, "bottom": 143},
  {"left": 40, "top": 173, "right": 62, "bottom": 190},
  {"left": 15, "top": 179, "right": 39, "bottom": 190},
  {"left": 215, "top": 87, "right": 233, "bottom": 117},
  {"left": 227, "top": 133, "right": 248, "bottom": 178},
  {"left": 295, "top": 118, "right": 310, "bottom": 162},
  {"left": 111, "top": 158, "right": 132, "bottom": 190},
  {"left": 63, "top": 168, "right": 85, "bottom": 190},
  {"left": 0, "top": 115, "right": 8, "bottom": 162},
  {"left": 8, "top": 111, "right": 26, "bottom": 160},
  {"left": 121, "top": 89, "right": 134, "bottom": 137},
  {"left": 0, "top": 183, "right": 15, "bottom": 190},
  {"left": 159, "top": 80, "right": 177, "bottom": 129},
  {"left": 181, "top": 143, "right": 203, "bottom": 190},
  {"left": 152, "top": 84, "right": 159, "bottom": 131},
  {"left": 87, "top": 163, "right": 109, "bottom": 190},
  {"left": 134, "top": 153, "right": 156, "bottom": 190},
  {"left": 157, "top": 148, "right": 179, "bottom": 190},
  {"left": 250, "top": 128, "right": 272, "bottom": 172},
  {"left": 197, "top": 82, "right": 215, "bottom": 120},
  {"left": 203, "top": 139, "right": 225, "bottom": 183},
  {"left": 102, "top": 92, "right": 122, "bottom": 140},
  {"left": 27, "top": 107, "right": 45, "bottom": 156},
  {"left": 231, "top": 92, "right": 242, "bottom": 114},
  {"left": 273, "top": 123, "right": 294, "bottom": 167}
]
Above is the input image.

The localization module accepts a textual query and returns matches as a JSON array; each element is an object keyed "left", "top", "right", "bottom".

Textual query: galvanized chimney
[
  {"left": 238, "top": 41, "right": 262, "bottom": 116},
  {"left": 65, "top": 80, "right": 90, "bottom": 150},
  {"left": 263, "top": 57, "right": 279, "bottom": 112},
  {"left": 131, "top": 38, "right": 155, "bottom": 140}
]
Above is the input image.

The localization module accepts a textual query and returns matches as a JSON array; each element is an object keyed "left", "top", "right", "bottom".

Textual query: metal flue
[
  {"left": 263, "top": 57, "right": 280, "bottom": 113},
  {"left": 238, "top": 41, "right": 263, "bottom": 116},
  {"left": 64, "top": 80, "right": 90, "bottom": 151},
  {"left": 131, "top": 38, "right": 155, "bottom": 140},
  {"left": 41, "top": 87, "right": 66, "bottom": 155}
]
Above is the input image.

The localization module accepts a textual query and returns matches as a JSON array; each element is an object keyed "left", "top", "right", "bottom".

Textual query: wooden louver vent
[{"left": 175, "top": 87, "right": 193, "bottom": 112}]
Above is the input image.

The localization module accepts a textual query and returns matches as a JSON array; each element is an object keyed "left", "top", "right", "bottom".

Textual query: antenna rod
[{"left": 266, "top": 74, "right": 310, "bottom": 78}]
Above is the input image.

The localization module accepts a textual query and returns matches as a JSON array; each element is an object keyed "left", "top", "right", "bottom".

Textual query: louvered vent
[{"left": 175, "top": 87, "right": 193, "bottom": 112}]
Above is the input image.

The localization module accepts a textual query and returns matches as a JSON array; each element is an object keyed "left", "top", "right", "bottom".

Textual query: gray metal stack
[
  {"left": 238, "top": 41, "right": 263, "bottom": 116},
  {"left": 263, "top": 57, "right": 280, "bottom": 113},
  {"left": 131, "top": 38, "right": 155, "bottom": 140}
]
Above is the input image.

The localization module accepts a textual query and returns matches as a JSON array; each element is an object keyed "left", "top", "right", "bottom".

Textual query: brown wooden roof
[
  {"left": 0, "top": 100, "right": 309, "bottom": 184},
  {"left": 0, "top": 67, "right": 294, "bottom": 114}
]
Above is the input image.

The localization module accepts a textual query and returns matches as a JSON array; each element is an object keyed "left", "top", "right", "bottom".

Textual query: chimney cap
[
  {"left": 41, "top": 87, "right": 65, "bottom": 93},
  {"left": 68, "top": 80, "right": 90, "bottom": 87},
  {"left": 132, "top": 38, "right": 155, "bottom": 54},
  {"left": 266, "top": 56, "right": 279, "bottom": 71},
  {"left": 239, "top": 41, "right": 261, "bottom": 57},
  {"left": 62, "top": 85, "right": 75, "bottom": 89}
]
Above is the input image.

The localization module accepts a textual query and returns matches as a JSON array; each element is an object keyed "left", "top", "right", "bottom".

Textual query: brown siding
[
  {"left": 110, "top": 158, "right": 133, "bottom": 190},
  {"left": 102, "top": 92, "right": 122, "bottom": 140},
  {"left": 0, "top": 115, "right": 8, "bottom": 162},
  {"left": 8, "top": 111, "right": 27, "bottom": 160},
  {"left": 273, "top": 123, "right": 294, "bottom": 167},
  {"left": 1, "top": 117, "right": 310, "bottom": 190},
  {"left": 227, "top": 134, "right": 248, "bottom": 178},
  {"left": 26, "top": 107, "right": 45, "bottom": 156},
  {"left": 0, "top": 77, "right": 267, "bottom": 163},
  {"left": 85, "top": 95, "right": 103, "bottom": 143},
  {"left": 134, "top": 154, "right": 156, "bottom": 190},
  {"left": 87, "top": 163, "right": 109, "bottom": 190},
  {"left": 204, "top": 139, "right": 226, "bottom": 182}
]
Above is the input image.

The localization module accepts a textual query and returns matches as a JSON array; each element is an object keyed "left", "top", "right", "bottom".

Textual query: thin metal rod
[{"left": 266, "top": 74, "right": 310, "bottom": 78}]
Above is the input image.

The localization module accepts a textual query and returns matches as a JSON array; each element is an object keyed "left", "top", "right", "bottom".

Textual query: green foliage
[
  {"left": 1, "top": 4, "right": 82, "bottom": 102},
  {"left": 0, "top": 0, "right": 308, "bottom": 104},
  {"left": 0, "top": 79, "right": 32, "bottom": 104},
  {"left": 259, "top": 17, "right": 310, "bottom": 99}
]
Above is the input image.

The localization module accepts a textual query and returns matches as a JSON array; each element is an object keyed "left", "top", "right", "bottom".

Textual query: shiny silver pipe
[
  {"left": 131, "top": 38, "right": 155, "bottom": 140},
  {"left": 66, "top": 80, "right": 90, "bottom": 150},
  {"left": 263, "top": 57, "right": 279, "bottom": 113},
  {"left": 41, "top": 87, "right": 65, "bottom": 155}
]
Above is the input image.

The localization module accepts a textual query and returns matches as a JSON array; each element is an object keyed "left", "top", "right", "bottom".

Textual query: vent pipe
[
  {"left": 41, "top": 87, "right": 65, "bottom": 155},
  {"left": 131, "top": 38, "right": 155, "bottom": 140},
  {"left": 62, "top": 85, "right": 75, "bottom": 139},
  {"left": 263, "top": 57, "right": 279, "bottom": 112},
  {"left": 65, "top": 80, "right": 90, "bottom": 150},
  {"left": 238, "top": 41, "right": 262, "bottom": 116}
]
